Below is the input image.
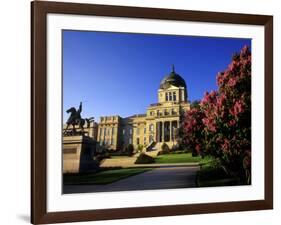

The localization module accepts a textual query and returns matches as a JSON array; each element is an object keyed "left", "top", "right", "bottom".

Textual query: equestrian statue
[{"left": 63, "top": 102, "right": 94, "bottom": 136}]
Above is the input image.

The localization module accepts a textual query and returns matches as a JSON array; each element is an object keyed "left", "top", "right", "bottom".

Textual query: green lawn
[
  {"left": 64, "top": 168, "right": 151, "bottom": 185},
  {"left": 154, "top": 153, "right": 202, "bottom": 164}
]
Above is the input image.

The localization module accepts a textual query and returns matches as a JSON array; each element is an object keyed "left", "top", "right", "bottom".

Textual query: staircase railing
[{"left": 146, "top": 141, "right": 156, "bottom": 152}]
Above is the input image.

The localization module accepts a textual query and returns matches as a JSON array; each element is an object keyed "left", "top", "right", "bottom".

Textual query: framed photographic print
[{"left": 31, "top": 1, "right": 273, "bottom": 224}]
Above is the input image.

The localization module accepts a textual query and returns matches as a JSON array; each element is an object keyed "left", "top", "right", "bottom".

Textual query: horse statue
[{"left": 63, "top": 102, "right": 94, "bottom": 135}]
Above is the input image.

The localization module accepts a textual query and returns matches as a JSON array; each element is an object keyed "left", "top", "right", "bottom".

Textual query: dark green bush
[
  {"left": 171, "top": 144, "right": 179, "bottom": 152},
  {"left": 135, "top": 153, "right": 155, "bottom": 164},
  {"left": 124, "top": 144, "right": 134, "bottom": 156},
  {"left": 137, "top": 144, "right": 144, "bottom": 152},
  {"left": 161, "top": 143, "right": 170, "bottom": 154}
]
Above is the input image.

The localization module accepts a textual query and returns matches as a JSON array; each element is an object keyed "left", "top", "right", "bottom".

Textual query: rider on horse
[{"left": 66, "top": 102, "right": 82, "bottom": 125}]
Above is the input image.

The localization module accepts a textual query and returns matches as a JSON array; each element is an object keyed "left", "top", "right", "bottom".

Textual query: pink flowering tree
[
  {"left": 182, "top": 46, "right": 251, "bottom": 184},
  {"left": 182, "top": 107, "right": 206, "bottom": 156}
]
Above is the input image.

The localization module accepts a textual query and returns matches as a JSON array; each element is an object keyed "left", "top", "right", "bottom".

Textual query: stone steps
[
  {"left": 100, "top": 156, "right": 138, "bottom": 168},
  {"left": 145, "top": 142, "right": 162, "bottom": 157}
]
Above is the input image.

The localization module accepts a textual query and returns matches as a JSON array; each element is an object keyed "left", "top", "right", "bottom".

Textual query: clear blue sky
[{"left": 63, "top": 30, "right": 251, "bottom": 122}]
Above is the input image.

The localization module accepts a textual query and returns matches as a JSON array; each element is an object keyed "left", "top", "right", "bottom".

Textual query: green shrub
[
  {"left": 137, "top": 144, "right": 144, "bottom": 152},
  {"left": 135, "top": 153, "right": 155, "bottom": 164},
  {"left": 171, "top": 144, "right": 179, "bottom": 151},
  {"left": 124, "top": 144, "right": 134, "bottom": 156},
  {"left": 161, "top": 143, "right": 170, "bottom": 153}
]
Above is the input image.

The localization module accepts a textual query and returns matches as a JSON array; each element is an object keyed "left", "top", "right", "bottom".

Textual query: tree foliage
[{"left": 182, "top": 46, "right": 251, "bottom": 184}]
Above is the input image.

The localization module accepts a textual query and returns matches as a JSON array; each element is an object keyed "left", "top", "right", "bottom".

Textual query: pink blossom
[
  {"left": 202, "top": 118, "right": 216, "bottom": 132},
  {"left": 221, "top": 139, "right": 230, "bottom": 152},
  {"left": 216, "top": 72, "right": 224, "bottom": 86},
  {"left": 230, "top": 100, "right": 245, "bottom": 117},
  {"left": 195, "top": 144, "right": 201, "bottom": 153},
  {"left": 228, "top": 77, "right": 237, "bottom": 87},
  {"left": 217, "top": 94, "right": 226, "bottom": 108},
  {"left": 228, "top": 119, "right": 236, "bottom": 127}
]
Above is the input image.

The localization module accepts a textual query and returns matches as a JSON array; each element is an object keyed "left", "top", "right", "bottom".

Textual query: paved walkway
[{"left": 64, "top": 166, "right": 199, "bottom": 194}]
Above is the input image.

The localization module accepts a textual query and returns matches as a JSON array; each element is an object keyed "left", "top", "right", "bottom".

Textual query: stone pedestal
[{"left": 63, "top": 135, "right": 99, "bottom": 173}]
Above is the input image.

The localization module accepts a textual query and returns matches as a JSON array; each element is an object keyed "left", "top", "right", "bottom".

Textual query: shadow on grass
[
  {"left": 197, "top": 165, "right": 242, "bottom": 187},
  {"left": 64, "top": 167, "right": 152, "bottom": 185}
]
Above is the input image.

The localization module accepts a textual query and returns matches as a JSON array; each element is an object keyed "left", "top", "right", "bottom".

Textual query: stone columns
[
  {"left": 156, "top": 122, "right": 162, "bottom": 142},
  {"left": 156, "top": 122, "right": 159, "bottom": 142},
  {"left": 160, "top": 122, "right": 162, "bottom": 142},
  {"left": 170, "top": 121, "right": 172, "bottom": 142},
  {"left": 163, "top": 121, "right": 171, "bottom": 142},
  {"left": 171, "top": 121, "right": 178, "bottom": 142},
  {"left": 162, "top": 121, "right": 165, "bottom": 142}
]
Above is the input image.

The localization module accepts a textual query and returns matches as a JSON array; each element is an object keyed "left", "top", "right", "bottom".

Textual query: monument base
[{"left": 63, "top": 135, "right": 99, "bottom": 173}]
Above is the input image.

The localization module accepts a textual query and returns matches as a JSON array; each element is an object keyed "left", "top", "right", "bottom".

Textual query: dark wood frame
[{"left": 31, "top": 1, "right": 273, "bottom": 224}]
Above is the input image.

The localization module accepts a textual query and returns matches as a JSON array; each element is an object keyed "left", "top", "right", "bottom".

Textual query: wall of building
[{"left": 97, "top": 116, "right": 121, "bottom": 150}]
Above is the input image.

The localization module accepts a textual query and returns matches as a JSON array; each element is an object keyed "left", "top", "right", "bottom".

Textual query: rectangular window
[
  {"left": 144, "top": 137, "right": 146, "bottom": 144},
  {"left": 129, "top": 128, "right": 132, "bottom": 135},
  {"left": 149, "top": 124, "right": 154, "bottom": 132},
  {"left": 129, "top": 138, "right": 132, "bottom": 144},
  {"left": 173, "top": 92, "right": 176, "bottom": 101},
  {"left": 122, "top": 129, "right": 125, "bottom": 135},
  {"left": 165, "top": 92, "right": 168, "bottom": 101},
  {"left": 169, "top": 92, "right": 172, "bottom": 101},
  {"left": 144, "top": 127, "right": 146, "bottom": 134}
]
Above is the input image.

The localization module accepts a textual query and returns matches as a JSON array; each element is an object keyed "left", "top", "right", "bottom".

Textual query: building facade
[{"left": 97, "top": 66, "right": 191, "bottom": 151}]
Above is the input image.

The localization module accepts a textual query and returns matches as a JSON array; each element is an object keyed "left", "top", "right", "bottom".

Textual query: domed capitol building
[{"left": 97, "top": 65, "right": 190, "bottom": 151}]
